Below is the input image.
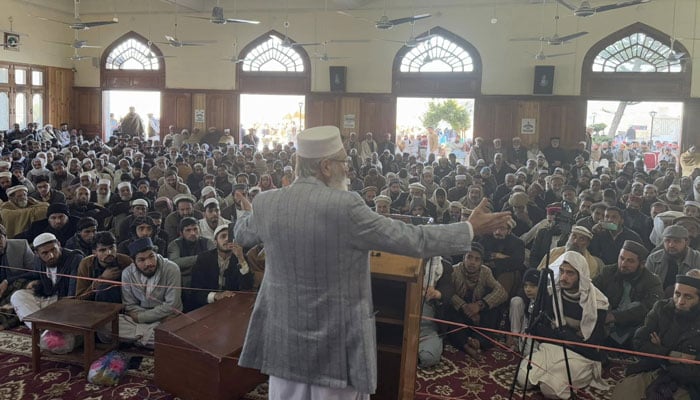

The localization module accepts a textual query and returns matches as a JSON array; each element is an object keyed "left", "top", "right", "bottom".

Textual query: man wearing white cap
[
  {"left": 234, "top": 126, "right": 511, "bottom": 399},
  {"left": 0, "top": 185, "right": 49, "bottom": 238},
  {"left": 516, "top": 251, "right": 610, "bottom": 399},
  {"left": 10, "top": 233, "right": 83, "bottom": 329},
  {"left": 0, "top": 171, "right": 13, "bottom": 202},
  {"left": 197, "top": 198, "right": 230, "bottom": 242},
  {"left": 537, "top": 225, "right": 604, "bottom": 278},
  {"left": 117, "top": 198, "right": 150, "bottom": 242},
  {"left": 94, "top": 179, "right": 113, "bottom": 207}
]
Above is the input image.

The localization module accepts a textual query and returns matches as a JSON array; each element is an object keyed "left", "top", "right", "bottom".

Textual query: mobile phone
[{"left": 228, "top": 223, "right": 236, "bottom": 243}]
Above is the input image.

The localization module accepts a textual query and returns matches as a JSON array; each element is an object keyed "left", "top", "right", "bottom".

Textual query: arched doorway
[
  {"left": 581, "top": 22, "right": 691, "bottom": 164},
  {"left": 392, "top": 26, "right": 482, "bottom": 163},
  {"left": 101, "top": 31, "right": 166, "bottom": 140},
  {"left": 236, "top": 30, "right": 312, "bottom": 148}
]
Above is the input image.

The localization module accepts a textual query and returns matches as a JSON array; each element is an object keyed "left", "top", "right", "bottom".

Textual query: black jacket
[
  {"left": 29, "top": 248, "right": 83, "bottom": 298},
  {"left": 185, "top": 248, "right": 254, "bottom": 312}
]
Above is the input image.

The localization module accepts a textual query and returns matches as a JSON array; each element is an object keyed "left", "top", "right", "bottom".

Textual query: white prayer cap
[
  {"left": 283, "top": 166, "right": 293, "bottom": 172},
  {"left": 0, "top": 172, "right": 11, "bottom": 179},
  {"left": 173, "top": 193, "right": 196, "bottom": 205},
  {"left": 203, "top": 197, "right": 219, "bottom": 209},
  {"left": 449, "top": 201, "right": 463, "bottom": 208},
  {"left": 408, "top": 182, "right": 426, "bottom": 192},
  {"left": 82, "top": 158, "right": 92, "bottom": 165},
  {"left": 296, "top": 126, "right": 344, "bottom": 159},
  {"left": 201, "top": 186, "right": 216, "bottom": 197},
  {"left": 0, "top": 161, "right": 10, "bottom": 169},
  {"left": 131, "top": 199, "right": 148, "bottom": 207},
  {"left": 98, "top": 179, "right": 111, "bottom": 186},
  {"left": 6, "top": 185, "right": 28, "bottom": 196},
  {"left": 80, "top": 172, "right": 91, "bottom": 178},
  {"left": 214, "top": 224, "right": 229, "bottom": 240},
  {"left": 117, "top": 182, "right": 131, "bottom": 190},
  {"left": 374, "top": 195, "right": 392, "bottom": 205},
  {"left": 33, "top": 233, "right": 57, "bottom": 248},
  {"left": 455, "top": 175, "right": 467, "bottom": 181},
  {"left": 685, "top": 200, "right": 700, "bottom": 209}
]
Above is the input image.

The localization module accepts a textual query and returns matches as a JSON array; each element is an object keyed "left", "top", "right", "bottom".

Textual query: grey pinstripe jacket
[{"left": 234, "top": 177, "right": 474, "bottom": 394}]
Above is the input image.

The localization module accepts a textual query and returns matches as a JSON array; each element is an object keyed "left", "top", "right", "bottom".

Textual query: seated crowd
[{"left": 0, "top": 122, "right": 699, "bottom": 399}]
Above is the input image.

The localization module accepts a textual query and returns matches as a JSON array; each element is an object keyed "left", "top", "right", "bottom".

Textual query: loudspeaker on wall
[
  {"left": 330, "top": 66, "right": 346, "bottom": 92},
  {"left": 533, "top": 65, "right": 554, "bottom": 95}
]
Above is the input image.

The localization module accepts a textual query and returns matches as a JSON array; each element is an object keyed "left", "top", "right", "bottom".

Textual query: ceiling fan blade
[
  {"left": 510, "top": 37, "right": 546, "bottom": 42},
  {"left": 555, "top": 0, "right": 578, "bottom": 11},
  {"left": 293, "top": 42, "right": 323, "bottom": 47},
  {"left": 81, "top": 19, "right": 119, "bottom": 28},
  {"left": 337, "top": 11, "right": 374, "bottom": 24},
  {"left": 225, "top": 18, "right": 260, "bottom": 24},
  {"left": 33, "top": 15, "right": 71, "bottom": 25},
  {"left": 557, "top": 31, "right": 588, "bottom": 42},
  {"left": 388, "top": 14, "right": 431, "bottom": 26},
  {"left": 327, "top": 39, "right": 371, "bottom": 44},
  {"left": 186, "top": 16, "right": 211, "bottom": 20},
  {"left": 81, "top": 45, "right": 101, "bottom": 48},
  {"left": 547, "top": 52, "right": 576, "bottom": 58},
  {"left": 595, "top": 0, "right": 649, "bottom": 13},
  {"left": 45, "top": 40, "right": 73, "bottom": 46}
]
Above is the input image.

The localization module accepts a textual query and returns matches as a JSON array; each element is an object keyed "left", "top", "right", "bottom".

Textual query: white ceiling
[{"left": 16, "top": 0, "right": 545, "bottom": 16}]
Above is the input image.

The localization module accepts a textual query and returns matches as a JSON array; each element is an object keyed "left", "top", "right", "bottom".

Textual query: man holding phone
[
  {"left": 589, "top": 206, "right": 645, "bottom": 265},
  {"left": 186, "top": 224, "right": 253, "bottom": 311}
]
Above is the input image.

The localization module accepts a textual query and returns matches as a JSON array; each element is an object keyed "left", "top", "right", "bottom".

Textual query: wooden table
[
  {"left": 24, "top": 299, "right": 123, "bottom": 373},
  {"left": 155, "top": 293, "right": 267, "bottom": 400}
]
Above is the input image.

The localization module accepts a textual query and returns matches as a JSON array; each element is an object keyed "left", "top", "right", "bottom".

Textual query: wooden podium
[
  {"left": 154, "top": 293, "right": 267, "bottom": 400},
  {"left": 370, "top": 251, "right": 424, "bottom": 400}
]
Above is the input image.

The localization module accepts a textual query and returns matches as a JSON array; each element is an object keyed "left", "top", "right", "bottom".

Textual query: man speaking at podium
[{"left": 234, "top": 126, "right": 511, "bottom": 400}]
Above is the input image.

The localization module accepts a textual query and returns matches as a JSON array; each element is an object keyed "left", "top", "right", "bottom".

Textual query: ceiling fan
[
  {"left": 156, "top": 4, "right": 215, "bottom": 48},
  {"left": 145, "top": 41, "right": 175, "bottom": 60},
  {"left": 33, "top": 0, "right": 118, "bottom": 30},
  {"left": 188, "top": 5, "right": 260, "bottom": 25},
  {"left": 530, "top": 43, "right": 575, "bottom": 60},
  {"left": 338, "top": 0, "right": 430, "bottom": 30},
  {"left": 67, "top": 48, "right": 91, "bottom": 61},
  {"left": 511, "top": 12, "right": 587, "bottom": 45},
  {"left": 46, "top": 36, "right": 100, "bottom": 49},
  {"left": 222, "top": 42, "right": 245, "bottom": 63},
  {"left": 379, "top": 23, "right": 436, "bottom": 48},
  {"left": 556, "top": 0, "right": 651, "bottom": 17},
  {"left": 312, "top": 44, "right": 350, "bottom": 61}
]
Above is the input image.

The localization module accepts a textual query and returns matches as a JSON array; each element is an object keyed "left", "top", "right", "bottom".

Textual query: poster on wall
[
  {"left": 194, "top": 109, "right": 205, "bottom": 123},
  {"left": 521, "top": 118, "right": 536, "bottom": 135},
  {"left": 343, "top": 114, "right": 356, "bottom": 129}
]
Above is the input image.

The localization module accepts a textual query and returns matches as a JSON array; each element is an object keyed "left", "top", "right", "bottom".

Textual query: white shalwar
[
  {"left": 516, "top": 343, "right": 608, "bottom": 399},
  {"left": 269, "top": 376, "right": 369, "bottom": 400}
]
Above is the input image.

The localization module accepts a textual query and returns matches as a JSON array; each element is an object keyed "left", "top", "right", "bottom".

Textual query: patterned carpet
[
  {"left": 415, "top": 343, "right": 628, "bottom": 400},
  {"left": 0, "top": 328, "right": 628, "bottom": 399}
]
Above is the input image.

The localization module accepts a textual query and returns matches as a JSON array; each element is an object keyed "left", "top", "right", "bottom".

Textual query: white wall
[{"left": 3, "top": 0, "right": 700, "bottom": 96}]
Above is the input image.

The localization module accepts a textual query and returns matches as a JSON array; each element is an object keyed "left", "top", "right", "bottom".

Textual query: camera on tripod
[{"left": 547, "top": 201, "right": 577, "bottom": 235}]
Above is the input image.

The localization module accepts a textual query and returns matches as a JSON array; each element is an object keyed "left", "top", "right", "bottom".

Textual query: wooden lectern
[
  {"left": 154, "top": 293, "right": 267, "bottom": 400},
  {"left": 370, "top": 251, "right": 424, "bottom": 400}
]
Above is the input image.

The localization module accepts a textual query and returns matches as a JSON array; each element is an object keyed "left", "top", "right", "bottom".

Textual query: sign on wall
[
  {"left": 194, "top": 109, "right": 205, "bottom": 123},
  {"left": 521, "top": 118, "right": 536, "bottom": 135}
]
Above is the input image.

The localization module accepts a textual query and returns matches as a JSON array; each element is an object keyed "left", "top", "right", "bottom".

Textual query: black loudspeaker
[
  {"left": 330, "top": 66, "right": 346, "bottom": 92},
  {"left": 533, "top": 65, "right": 555, "bottom": 95}
]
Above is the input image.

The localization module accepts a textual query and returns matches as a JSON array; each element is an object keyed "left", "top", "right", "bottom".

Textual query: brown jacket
[
  {"left": 75, "top": 253, "right": 133, "bottom": 300},
  {"left": 439, "top": 263, "right": 508, "bottom": 311}
]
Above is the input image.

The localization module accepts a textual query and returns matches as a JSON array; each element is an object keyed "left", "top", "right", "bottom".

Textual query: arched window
[
  {"left": 399, "top": 35, "right": 474, "bottom": 73},
  {"left": 237, "top": 31, "right": 311, "bottom": 94},
  {"left": 241, "top": 36, "right": 305, "bottom": 72},
  {"left": 392, "top": 27, "right": 482, "bottom": 97},
  {"left": 105, "top": 38, "right": 160, "bottom": 70},
  {"left": 592, "top": 32, "right": 681, "bottom": 73},
  {"left": 582, "top": 23, "right": 691, "bottom": 100},
  {"left": 100, "top": 31, "right": 165, "bottom": 89}
]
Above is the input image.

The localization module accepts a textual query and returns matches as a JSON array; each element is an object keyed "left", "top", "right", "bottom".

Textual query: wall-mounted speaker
[
  {"left": 330, "top": 66, "right": 346, "bottom": 92},
  {"left": 533, "top": 65, "right": 554, "bottom": 95}
]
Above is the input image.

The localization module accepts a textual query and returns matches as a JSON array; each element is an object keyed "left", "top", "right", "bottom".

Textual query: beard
[
  {"left": 13, "top": 199, "right": 28, "bottom": 208},
  {"left": 328, "top": 172, "right": 348, "bottom": 191},
  {"left": 97, "top": 193, "right": 111, "bottom": 206},
  {"left": 674, "top": 304, "right": 700, "bottom": 321},
  {"left": 565, "top": 242, "right": 584, "bottom": 254}
]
